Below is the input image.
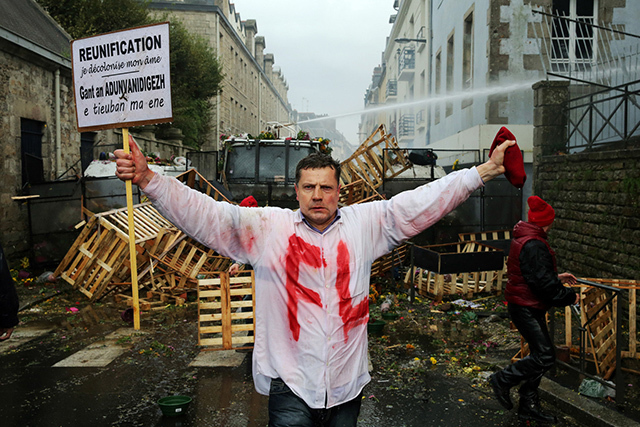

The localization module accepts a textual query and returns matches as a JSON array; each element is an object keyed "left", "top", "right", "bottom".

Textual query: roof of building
[{"left": 0, "top": 0, "right": 70, "bottom": 58}]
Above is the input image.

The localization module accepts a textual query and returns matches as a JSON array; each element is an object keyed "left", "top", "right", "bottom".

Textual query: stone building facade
[
  {"left": 0, "top": 0, "right": 77, "bottom": 256},
  {"left": 362, "top": 0, "right": 636, "bottom": 214},
  {"left": 149, "top": 0, "right": 292, "bottom": 150},
  {"left": 0, "top": 0, "right": 189, "bottom": 258}
]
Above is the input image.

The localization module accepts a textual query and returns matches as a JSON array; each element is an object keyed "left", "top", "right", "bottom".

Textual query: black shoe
[
  {"left": 489, "top": 373, "right": 513, "bottom": 410},
  {"left": 518, "top": 395, "right": 556, "bottom": 424}
]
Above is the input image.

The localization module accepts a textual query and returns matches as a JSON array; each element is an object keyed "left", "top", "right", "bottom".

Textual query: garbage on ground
[
  {"left": 579, "top": 378, "right": 616, "bottom": 398},
  {"left": 451, "top": 299, "right": 482, "bottom": 309}
]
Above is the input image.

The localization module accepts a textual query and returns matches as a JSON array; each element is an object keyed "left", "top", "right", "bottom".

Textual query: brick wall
[
  {"left": 533, "top": 81, "right": 640, "bottom": 280},
  {"left": 536, "top": 143, "right": 640, "bottom": 279}
]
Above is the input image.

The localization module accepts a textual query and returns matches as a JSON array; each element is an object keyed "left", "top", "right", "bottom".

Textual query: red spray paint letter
[{"left": 285, "top": 235, "right": 324, "bottom": 340}]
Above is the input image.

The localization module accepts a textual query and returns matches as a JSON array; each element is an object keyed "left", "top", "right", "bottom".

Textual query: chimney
[
  {"left": 243, "top": 19, "right": 257, "bottom": 56},
  {"left": 255, "top": 36, "right": 265, "bottom": 70},
  {"left": 264, "top": 53, "right": 274, "bottom": 81}
]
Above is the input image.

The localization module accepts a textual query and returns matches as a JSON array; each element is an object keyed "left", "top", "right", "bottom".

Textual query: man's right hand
[{"left": 114, "top": 134, "right": 155, "bottom": 189}]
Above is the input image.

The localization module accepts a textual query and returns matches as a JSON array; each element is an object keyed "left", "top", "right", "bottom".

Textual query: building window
[
  {"left": 551, "top": 0, "right": 597, "bottom": 72},
  {"left": 463, "top": 12, "right": 473, "bottom": 90},
  {"left": 80, "top": 132, "right": 97, "bottom": 175},
  {"left": 20, "top": 118, "right": 45, "bottom": 187},
  {"left": 446, "top": 34, "right": 454, "bottom": 117}
]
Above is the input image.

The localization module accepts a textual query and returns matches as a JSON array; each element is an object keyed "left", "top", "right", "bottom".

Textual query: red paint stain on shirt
[
  {"left": 285, "top": 235, "right": 325, "bottom": 341},
  {"left": 336, "top": 241, "right": 369, "bottom": 342}
]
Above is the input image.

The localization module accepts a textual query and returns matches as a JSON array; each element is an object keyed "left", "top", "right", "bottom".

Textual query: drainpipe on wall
[
  {"left": 216, "top": 14, "right": 221, "bottom": 150},
  {"left": 55, "top": 68, "right": 62, "bottom": 178},
  {"left": 258, "top": 74, "right": 262, "bottom": 131},
  {"left": 426, "top": 1, "right": 433, "bottom": 146}
]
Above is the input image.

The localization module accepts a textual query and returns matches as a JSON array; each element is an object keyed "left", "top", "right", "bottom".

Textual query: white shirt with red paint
[{"left": 143, "top": 167, "right": 484, "bottom": 409}]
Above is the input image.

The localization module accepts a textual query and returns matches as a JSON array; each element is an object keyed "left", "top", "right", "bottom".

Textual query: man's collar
[{"left": 297, "top": 209, "right": 342, "bottom": 234}]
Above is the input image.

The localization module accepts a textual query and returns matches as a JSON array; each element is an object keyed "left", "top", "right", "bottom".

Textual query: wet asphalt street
[{"left": 0, "top": 301, "right": 586, "bottom": 427}]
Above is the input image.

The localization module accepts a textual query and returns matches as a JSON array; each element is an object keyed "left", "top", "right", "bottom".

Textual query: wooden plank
[
  {"left": 630, "top": 288, "right": 637, "bottom": 357},
  {"left": 565, "top": 306, "right": 572, "bottom": 347}
]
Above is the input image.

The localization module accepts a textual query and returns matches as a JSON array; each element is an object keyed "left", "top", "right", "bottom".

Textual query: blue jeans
[{"left": 268, "top": 378, "right": 362, "bottom": 427}]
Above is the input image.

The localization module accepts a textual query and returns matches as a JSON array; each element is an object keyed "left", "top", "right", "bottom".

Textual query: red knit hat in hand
[
  {"left": 239, "top": 195, "right": 258, "bottom": 207},
  {"left": 527, "top": 196, "right": 555, "bottom": 227},
  {"left": 488, "top": 126, "right": 526, "bottom": 188}
]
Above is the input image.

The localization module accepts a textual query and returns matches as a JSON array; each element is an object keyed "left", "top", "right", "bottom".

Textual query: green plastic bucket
[{"left": 158, "top": 395, "right": 192, "bottom": 416}]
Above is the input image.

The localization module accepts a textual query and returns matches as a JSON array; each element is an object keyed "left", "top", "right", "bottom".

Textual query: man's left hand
[{"left": 476, "top": 140, "right": 516, "bottom": 183}]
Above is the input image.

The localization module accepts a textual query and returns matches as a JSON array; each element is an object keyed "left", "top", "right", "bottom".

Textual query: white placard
[{"left": 71, "top": 22, "right": 172, "bottom": 131}]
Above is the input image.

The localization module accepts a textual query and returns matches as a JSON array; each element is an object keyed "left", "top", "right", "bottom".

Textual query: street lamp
[{"left": 395, "top": 38, "right": 427, "bottom": 44}]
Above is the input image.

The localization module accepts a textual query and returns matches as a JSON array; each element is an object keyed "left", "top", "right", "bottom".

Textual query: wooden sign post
[{"left": 71, "top": 23, "right": 173, "bottom": 329}]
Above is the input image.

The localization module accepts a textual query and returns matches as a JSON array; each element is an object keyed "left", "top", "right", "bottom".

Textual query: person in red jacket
[{"left": 489, "top": 196, "right": 579, "bottom": 424}]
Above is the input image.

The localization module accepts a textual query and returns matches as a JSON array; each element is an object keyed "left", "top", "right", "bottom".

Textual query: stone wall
[
  {"left": 0, "top": 50, "right": 184, "bottom": 259},
  {"left": 533, "top": 81, "right": 640, "bottom": 280},
  {"left": 0, "top": 50, "right": 76, "bottom": 256}
]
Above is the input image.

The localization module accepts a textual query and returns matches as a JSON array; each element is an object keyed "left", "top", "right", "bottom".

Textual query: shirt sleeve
[
  {"left": 351, "top": 167, "right": 484, "bottom": 259},
  {"left": 142, "top": 173, "right": 270, "bottom": 265},
  {"left": 519, "top": 240, "right": 576, "bottom": 307}
]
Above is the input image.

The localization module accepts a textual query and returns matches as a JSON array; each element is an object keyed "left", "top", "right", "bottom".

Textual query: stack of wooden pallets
[
  {"left": 339, "top": 124, "right": 412, "bottom": 189},
  {"left": 54, "top": 169, "right": 234, "bottom": 308}
]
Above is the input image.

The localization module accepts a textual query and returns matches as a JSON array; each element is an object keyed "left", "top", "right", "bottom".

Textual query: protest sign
[{"left": 71, "top": 22, "right": 172, "bottom": 132}]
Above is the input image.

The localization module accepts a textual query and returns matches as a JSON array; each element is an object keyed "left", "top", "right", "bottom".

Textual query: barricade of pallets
[{"left": 54, "top": 169, "right": 234, "bottom": 304}]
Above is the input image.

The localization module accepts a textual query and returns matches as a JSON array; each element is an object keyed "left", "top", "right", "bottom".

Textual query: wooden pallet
[
  {"left": 339, "top": 179, "right": 384, "bottom": 206},
  {"left": 55, "top": 216, "right": 133, "bottom": 300},
  {"left": 340, "top": 124, "right": 412, "bottom": 190},
  {"left": 405, "top": 268, "right": 505, "bottom": 301},
  {"left": 55, "top": 200, "right": 234, "bottom": 301},
  {"left": 197, "top": 271, "right": 255, "bottom": 350},
  {"left": 404, "top": 241, "right": 505, "bottom": 300},
  {"left": 581, "top": 278, "right": 638, "bottom": 359},
  {"left": 458, "top": 229, "right": 511, "bottom": 243},
  {"left": 582, "top": 286, "right": 617, "bottom": 379},
  {"left": 144, "top": 231, "right": 229, "bottom": 290},
  {"left": 371, "top": 243, "right": 408, "bottom": 278},
  {"left": 175, "top": 168, "right": 232, "bottom": 203}
]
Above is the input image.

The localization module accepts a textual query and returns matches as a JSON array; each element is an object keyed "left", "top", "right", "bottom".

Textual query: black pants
[
  {"left": 495, "top": 303, "right": 555, "bottom": 399},
  {"left": 268, "top": 378, "right": 362, "bottom": 427}
]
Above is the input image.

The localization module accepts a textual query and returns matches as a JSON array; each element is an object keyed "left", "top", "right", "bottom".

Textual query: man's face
[{"left": 295, "top": 167, "right": 340, "bottom": 232}]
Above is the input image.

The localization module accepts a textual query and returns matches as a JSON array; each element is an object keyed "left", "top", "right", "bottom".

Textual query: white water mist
[{"left": 298, "top": 80, "right": 541, "bottom": 125}]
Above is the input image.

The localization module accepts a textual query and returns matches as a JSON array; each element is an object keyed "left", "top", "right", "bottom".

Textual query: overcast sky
[{"left": 232, "top": 0, "right": 396, "bottom": 145}]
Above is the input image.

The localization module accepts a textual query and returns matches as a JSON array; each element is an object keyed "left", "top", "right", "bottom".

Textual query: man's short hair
[{"left": 295, "top": 152, "right": 341, "bottom": 184}]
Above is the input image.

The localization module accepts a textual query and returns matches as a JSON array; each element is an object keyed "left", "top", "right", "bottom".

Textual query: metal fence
[
  {"left": 531, "top": 9, "right": 640, "bottom": 152},
  {"left": 550, "top": 279, "right": 626, "bottom": 407},
  {"left": 565, "top": 80, "right": 640, "bottom": 152}
]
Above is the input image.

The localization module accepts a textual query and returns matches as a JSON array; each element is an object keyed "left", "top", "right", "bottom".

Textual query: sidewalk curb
[{"left": 539, "top": 377, "right": 640, "bottom": 427}]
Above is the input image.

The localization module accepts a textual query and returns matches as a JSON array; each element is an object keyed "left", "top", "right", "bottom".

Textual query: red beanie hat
[
  {"left": 527, "top": 196, "right": 555, "bottom": 227},
  {"left": 239, "top": 195, "right": 258, "bottom": 207},
  {"left": 488, "top": 127, "right": 527, "bottom": 188}
]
